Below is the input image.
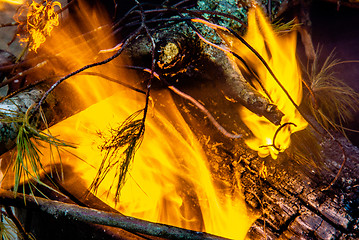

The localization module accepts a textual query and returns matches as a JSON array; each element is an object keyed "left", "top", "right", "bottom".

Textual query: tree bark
[
  {"left": 124, "top": 25, "right": 285, "bottom": 125},
  {"left": 179, "top": 101, "right": 359, "bottom": 239}
]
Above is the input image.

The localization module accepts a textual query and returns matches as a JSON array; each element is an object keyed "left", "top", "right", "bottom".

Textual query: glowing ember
[
  {"left": 14, "top": 0, "right": 61, "bottom": 52},
  {"left": 222, "top": 7, "right": 308, "bottom": 159}
]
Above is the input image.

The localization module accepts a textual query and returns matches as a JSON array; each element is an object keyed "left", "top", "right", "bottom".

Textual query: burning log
[
  {"left": 242, "top": 133, "right": 359, "bottom": 239},
  {"left": 123, "top": 20, "right": 285, "bottom": 126},
  {"left": 0, "top": 0, "right": 359, "bottom": 239}
]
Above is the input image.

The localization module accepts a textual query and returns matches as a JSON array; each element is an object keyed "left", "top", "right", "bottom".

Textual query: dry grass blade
[
  {"left": 90, "top": 109, "right": 145, "bottom": 202},
  {"left": 303, "top": 49, "right": 359, "bottom": 136},
  {"left": 1, "top": 208, "right": 36, "bottom": 240},
  {"left": 287, "top": 128, "right": 323, "bottom": 170},
  {"left": 0, "top": 211, "right": 18, "bottom": 240},
  {"left": 272, "top": 19, "right": 299, "bottom": 34}
]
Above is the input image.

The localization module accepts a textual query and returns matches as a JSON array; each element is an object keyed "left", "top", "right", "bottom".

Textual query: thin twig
[
  {"left": 0, "top": 22, "right": 19, "bottom": 28},
  {"left": 0, "top": 60, "right": 48, "bottom": 89},
  {"left": 122, "top": 65, "right": 242, "bottom": 139},
  {"left": 301, "top": 77, "right": 319, "bottom": 109},
  {"left": 172, "top": 0, "right": 195, "bottom": 7},
  {"left": 79, "top": 71, "right": 146, "bottom": 95},
  {"left": 259, "top": 122, "right": 297, "bottom": 151},
  {"left": 133, "top": 0, "right": 156, "bottom": 130},
  {"left": 192, "top": 26, "right": 273, "bottom": 102},
  {"left": 179, "top": 9, "right": 246, "bottom": 27},
  {"left": 33, "top": 26, "right": 144, "bottom": 114},
  {"left": 321, "top": 133, "right": 347, "bottom": 191},
  {"left": 168, "top": 86, "right": 242, "bottom": 139}
]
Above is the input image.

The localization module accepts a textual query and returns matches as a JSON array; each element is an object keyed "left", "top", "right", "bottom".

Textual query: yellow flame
[
  {"left": 10, "top": 2, "right": 256, "bottom": 239},
  {"left": 223, "top": 7, "right": 308, "bottom": 159},
  {"left": 1, "top": 0, "right": 24, "bottom": 5},
  {"left": 14, "top": 0, "right": 61, "bottom": 52},
  {"left": 37, "top": 91, "right": 254, "bottom": 239}
]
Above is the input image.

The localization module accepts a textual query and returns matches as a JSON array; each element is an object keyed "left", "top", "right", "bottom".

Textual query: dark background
[{"left": 310, "top": 1, "right": 359, "bottom": 145}]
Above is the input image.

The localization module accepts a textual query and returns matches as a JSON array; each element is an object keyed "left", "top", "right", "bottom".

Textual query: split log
[{"left": 243, "top": 134, "right": 359, "bottom": 239}]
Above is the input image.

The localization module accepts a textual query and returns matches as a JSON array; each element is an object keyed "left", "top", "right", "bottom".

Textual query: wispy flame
[
  {"left": 223, "top": 7, "right": 308, "bottom": 159},
  {"left": 14, "top": 0, "right": 61, "bottom": 52}
]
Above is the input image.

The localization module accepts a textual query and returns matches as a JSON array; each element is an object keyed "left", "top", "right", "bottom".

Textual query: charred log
[{"left": 124, "top": 27, "right": 284, "bottom": 125}]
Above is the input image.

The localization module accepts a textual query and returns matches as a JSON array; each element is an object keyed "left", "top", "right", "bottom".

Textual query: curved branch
[
  {"left": 259, "top": 122, "right": 297, "bottom": 151},
  {"left": 168, "top": 85, "right": 242, "bottom": 139}
]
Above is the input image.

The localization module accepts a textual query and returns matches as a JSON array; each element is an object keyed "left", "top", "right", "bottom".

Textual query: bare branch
[{"left": 0, "top": 190, "right": 229, "bottom": 240}]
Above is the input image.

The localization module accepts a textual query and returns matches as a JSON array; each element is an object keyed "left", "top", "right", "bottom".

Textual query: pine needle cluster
[
  {"left": 0, "top": 213, "right": 18, "bottom": 240},
  {"left": 1, "top": 105, "right": 74, "bottom": 196},
  {"left": 303, "top": 49, "right": 359, "bottom": 136},
  {"left": 0, "top": 208, "right": 35, "bottom": 240},
  {"left": 90, "top": 109, "right": 145, "bottom": 202}
]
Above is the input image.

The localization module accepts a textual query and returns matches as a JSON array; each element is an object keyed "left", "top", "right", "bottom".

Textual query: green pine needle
[
  {"left": 2, "top": 105, "right": 75, "bottom": 197},
  {"left": 272, "top": 19, "right": 299, "bottom": 34}
]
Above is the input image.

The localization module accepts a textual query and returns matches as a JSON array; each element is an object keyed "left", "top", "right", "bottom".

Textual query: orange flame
[
  {"left": 14, "top": 0, "right": 61, "bottom": 52},
  {"left": 41, "top": 91, "right": 254, "bottom": 239},
  {"left": 15, "top": 2, "right": 257, "bottom": 239},
  {"left": 223, "top": 7, "right": 308, "bottom": 159},
  {"left": 1, "top": 0, "right": 24, "bottom": 5}
]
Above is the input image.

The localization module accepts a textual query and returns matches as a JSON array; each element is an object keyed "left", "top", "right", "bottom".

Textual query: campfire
[{"left": 0, "top": 1, "right": 359, "bottom": 239}]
